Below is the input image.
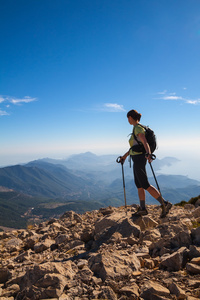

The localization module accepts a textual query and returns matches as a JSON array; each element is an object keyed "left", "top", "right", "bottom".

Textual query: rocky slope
[{"left": 0, "top": 202, "right": 200, "bottom": 300}]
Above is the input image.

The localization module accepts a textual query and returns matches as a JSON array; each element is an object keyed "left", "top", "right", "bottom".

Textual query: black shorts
[{"left": 131, "top": 154, "right": 150, "bottom": 190}]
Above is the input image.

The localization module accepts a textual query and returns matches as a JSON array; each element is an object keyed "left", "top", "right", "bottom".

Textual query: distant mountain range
[{"left": 0, "top": 152, "right": 199, "bottom": 228}]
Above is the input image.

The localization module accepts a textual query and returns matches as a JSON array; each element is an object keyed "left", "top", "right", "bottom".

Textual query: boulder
[
  {"left": 34, "top": 239, "right": 54, "bottom": 253},
  {"left": 160, "top": 247, "right": 188, "bottom": 271},
  {"left": 55, "top": 233, "right": 69, "bottom": 244},
  {"left": 5, "top": 238, "right": 23, "bottom": 252},
  {"left": 140, "top": 280, "right": 170, "bottom": 299},
  {"left": 88, "top": 249, "right": 140, "bottom": 281},
  {"left": 133, "top": 215, "right": 158, "bottom": 231},
  {"left": 170, "top": 229, "right": 192, "bottom": 248},
  {"left": 119, "top": 283, "right": 139, "bottom": 299},
  {"left": 94, "top": 212, "right": 141, "bottom": 246},
  {"left": 35, "top": 273, "right": 68, "bottom": 298},
  {"left": 20, "top": 261, "right": 75, "bottom": 290},
  {"left": 186, "top": 263, "right": 200, "bottom": 274},
  {"left": 192, "top": 206, "right": 200, "bottom": 218},
  {"left": 184, "top": 204, "right": 195, "bottom": 210},
  {"left": 140, "top": 228, "right": 161, "bottom": 243},
  {"left": 0, "top": 268, "right": 12, "bottom": 284},
  {"left": 0, "top": 284, "right": 20, "bottom": 298},
  {"left": 191, "top": 257, "right": 200, "bottom": 265},
  {"left": 97, "top": 286, "right": 117, "bottom": 300},
  {"left": 191, "top": 226, "right": 200, "bottom": 245},
  {"left": 189, "top": 245, "right": 200, "bottom": 259},
  {"left": 169, "top": 282, "right": 186, "bottom": 299},
  {"left": 187, "top": 279, "right": 200, "bottom": 288}
]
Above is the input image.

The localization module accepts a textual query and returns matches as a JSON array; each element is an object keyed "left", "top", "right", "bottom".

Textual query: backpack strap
[{"left": 133, "top": 124, "right": 145, "bottom": 145}]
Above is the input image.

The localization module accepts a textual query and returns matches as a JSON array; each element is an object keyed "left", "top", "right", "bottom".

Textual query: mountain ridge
[{"left": 0, "top": 152, "right": 199, "bottom": 229}]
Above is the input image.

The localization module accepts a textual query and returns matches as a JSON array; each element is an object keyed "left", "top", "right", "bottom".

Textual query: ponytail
[{"left": 127, "top": 109, "right": 142, "bottom": 121}]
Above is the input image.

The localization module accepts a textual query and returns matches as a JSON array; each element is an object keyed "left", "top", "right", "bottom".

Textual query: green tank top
[{"left": 129, "top": 124, "right": 145, "bottom": 155}]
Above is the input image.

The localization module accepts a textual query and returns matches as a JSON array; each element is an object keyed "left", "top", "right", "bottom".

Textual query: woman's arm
[
  {"left": 120, "top": 150, "right": 130, "bottom": 163},
  {"left": 137, "top": 133, "right": 152, "bottom": 162}
]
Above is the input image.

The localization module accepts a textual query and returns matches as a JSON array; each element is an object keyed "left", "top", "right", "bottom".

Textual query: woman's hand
[
  {"left": 120, "top": 156, "right": 126, "bottom": 164},
  {"left": 145, "top": 153, "right": 153, "bottom": 163},
  {"left": 120, "top": 151, "right": 129, "bottom": 164}
]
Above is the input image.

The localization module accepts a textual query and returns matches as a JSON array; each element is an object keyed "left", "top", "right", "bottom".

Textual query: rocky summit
[{"left": 0, "top": 203, "right": 200, "bottom": 300}]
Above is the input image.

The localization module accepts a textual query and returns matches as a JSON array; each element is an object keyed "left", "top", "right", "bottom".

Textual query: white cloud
[
  {"left": 9, "top": 96, "right": 37, "bottom": 105},
  {"left": 103, "top": 103, "right": 125, "bottom": 112},
  {"left": 0, "top": 95, "right": 37, "bottom": 117},
  {"left": 157, "top": 91, "right": 200, "bottom": 105},
  {"left": 186, "top": 99, "right": 200, "bottom": 105},
  {"left": 163, "top": 96, "right": 183, "bottom": 100},
  {"left": 0, "top": 109, "right": 9, "bottom": 116},
  {"left": 0, "top": 95, "right": 37, "bottom": 105},
  {"left": 157, "top": 90, "right": 167, "bottom": 95}
]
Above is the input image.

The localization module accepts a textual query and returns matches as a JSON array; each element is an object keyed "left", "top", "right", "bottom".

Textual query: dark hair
[{"left": 127, "top": 109, "right": 142, "bottom": 121}]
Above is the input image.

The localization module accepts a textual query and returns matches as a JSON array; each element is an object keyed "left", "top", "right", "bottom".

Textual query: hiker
[{"left": 120, "top": 109, "right": 172, "bottom": 218}]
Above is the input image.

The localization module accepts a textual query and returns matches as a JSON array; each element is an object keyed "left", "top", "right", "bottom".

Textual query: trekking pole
[
  {"left": 148, "top": 154, "right": 166, "bottom": 211},
  {"left": 148, "top": 155, "right": 161, "bottom": 194},
  {"left": 116, "top": 156, "right": 127, "bottom": 209}
]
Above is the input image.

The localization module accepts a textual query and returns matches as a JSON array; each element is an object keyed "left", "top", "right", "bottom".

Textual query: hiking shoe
[
  {"left": 160, "top": 201, "right": 172, "bottom": 218},
  {"left": 132, "top": 206, "right": 148, "bottom": 217}
]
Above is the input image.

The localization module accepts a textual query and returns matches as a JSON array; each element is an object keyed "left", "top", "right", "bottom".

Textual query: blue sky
[{"left": 1, "top": 0, "right": 200, "bottom": 179}]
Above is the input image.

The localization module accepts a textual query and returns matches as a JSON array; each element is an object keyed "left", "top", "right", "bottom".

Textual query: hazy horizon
[{"left": 1, "top": 150, "right": 200, "bottom": 183}]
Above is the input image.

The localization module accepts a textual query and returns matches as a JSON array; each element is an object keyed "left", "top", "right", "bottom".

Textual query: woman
[{"left": 120, "top": 109, "right": 172, "bottom": 218}]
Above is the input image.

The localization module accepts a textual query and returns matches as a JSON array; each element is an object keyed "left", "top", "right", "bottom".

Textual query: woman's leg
[
  {"left": 147, "top": 185, "right": 160, "bottom": 199},
  {"left": 133, "top": 155, "right": 149, "bottom": 211},
  {"left": 146, "top": 185, "right": 172, "bottom": 217},
  {"left": 147, "top": 185, "right": 166, "bottom": 205},
  {"left": 138, "top": 188, "right": 145, "bottom": 209}
]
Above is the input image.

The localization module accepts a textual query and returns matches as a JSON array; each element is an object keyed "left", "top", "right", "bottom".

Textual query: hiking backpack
[{"left": 131, "top": 123, "right": 157, "bottom": 154}]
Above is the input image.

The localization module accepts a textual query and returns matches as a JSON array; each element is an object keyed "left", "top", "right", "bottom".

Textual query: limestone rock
[
  {"left": 88, "top": 249, "right": 140, "bottom": 281},
  {"left": 192, "top": 206, "right": 200, "bottom": 218},
  {"left": 5, "top": 237, "right": 23, "bottom": 252},
  {"left": 169, "top": 282, "right": 186, "bottom": 299},
  {"left": 0, "top": 204, "right": 200, "bottom": 299},
  {"left": 35, "top": 273, "right": 68, "bottom": 298},
  {"left": 55, "top": 233, "right": 69, "bottom": 244},
  {"left": 160, "top": 247, "right": 188, "bottom": 271},
  {"left": 140, "top": 280, "right": 170, "bottom": 299},
  {"left": 94, "top": 212, "right": 141, "bottom": 246},
  {"left": 0, "top": 268, "right": 12, "bottom": 284},
  {"left": 189, "top": 245, "right": 200, "bottom": 259},
  {"left": 191, "top": 226, "right": 200, "bottom": 245},
  {"left": 186, "top": 262, "right": 200, "bottom": 274},
  {"left": 119, "top": 283, "right": 139, "bottom": 299},
  {"left": 191, "top": 257, "right": 200, "bottom": 265},
  {"left": 97, "top": 286, "right": 117, "bottom": 300},
  {"left": 184, "top": 204, "right": 195, "bottom": 210},
  {"left": 0, "top": 284, "right": 20, "bottom": 298},
  {"left": 170, "top": 229, "right": 192, "bottom": 248},
  {"left": 133, "top": 215, "right": 158, "bottom": 231},
  {"left": 34, "top": 239, "right": 54, "bottom": 253},
  {"left": 188, "top": 279, "right": 200, "bottom": 288}
]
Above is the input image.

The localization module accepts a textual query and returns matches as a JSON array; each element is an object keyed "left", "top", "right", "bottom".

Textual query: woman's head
[{"left": 127, "top": 109, "right": 141, "bottom": 122}]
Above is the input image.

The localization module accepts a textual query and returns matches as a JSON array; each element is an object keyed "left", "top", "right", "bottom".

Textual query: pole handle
[
  {"left": 116, "top": 156, "right": 124, "bottom": 164},
  {"left": 146, "top": 153, "right": 156, "bottom": 160}
]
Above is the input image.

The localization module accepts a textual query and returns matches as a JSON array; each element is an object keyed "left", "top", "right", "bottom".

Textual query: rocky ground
[{"left": 0, "top": 202, "right": 200, "bottom": 300}]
